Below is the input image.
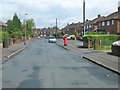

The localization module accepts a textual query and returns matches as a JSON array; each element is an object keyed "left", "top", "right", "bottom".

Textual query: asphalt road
[{"left": 2, "top": 38, "right": 119, "bottom": 88}]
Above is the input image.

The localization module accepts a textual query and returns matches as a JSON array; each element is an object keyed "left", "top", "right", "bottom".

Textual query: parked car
[
  {"left": 112, "top": 40, "right": 120, "bottom": 46},
  {"left": 70, "top": 35, "right": 76, "bottom": 40},
  {"left": 48, "top": 36, "right": 56, "bottom": 43},
  {"left": 63, "top": 34, "right": 71, "bottom": 40}
]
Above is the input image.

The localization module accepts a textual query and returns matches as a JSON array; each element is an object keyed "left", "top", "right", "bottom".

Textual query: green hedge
[
  {"left": 0, "top": 31, "right": 2, "bottom": 42},
  {"left": 84, "top": 35, "right": 120, "bottom": 46}
]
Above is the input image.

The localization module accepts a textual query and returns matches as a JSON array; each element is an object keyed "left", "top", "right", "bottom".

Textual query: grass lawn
[{"left": 96, "top": 46, "right": 111, "bottom": 51}]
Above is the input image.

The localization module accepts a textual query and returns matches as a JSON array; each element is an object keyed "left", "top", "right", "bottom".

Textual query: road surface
[{"left": 2, "top": 38, "right": 119, "bottom": 88}]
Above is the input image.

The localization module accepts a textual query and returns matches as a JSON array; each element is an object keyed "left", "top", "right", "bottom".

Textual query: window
[
  {"left": 102, "top": 22, "right": 105, "bottom": 26},
  {"left": 87, "top": 25, "right": 89, "bottom": 29},
  {"left": 112, "top": 20, "right": 114, "bottom": 25},
  {"left": 107, "top": 21, "right": 110, "bottom": 26},
  {"left": 89, "top": 25, "right": 92, "bottom": 28}
]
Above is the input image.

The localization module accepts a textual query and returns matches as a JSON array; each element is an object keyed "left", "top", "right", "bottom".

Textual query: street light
[
  {"left": 83, "top": 0, "right": 86, "bottom": 36},
  {"left": 24, "top": 13, "right": 28, "bottom": 45},
  {"left": 56, "top": 18, "right": 57, "bottom": 38}
]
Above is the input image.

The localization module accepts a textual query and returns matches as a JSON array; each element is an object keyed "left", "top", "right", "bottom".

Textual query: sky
[{"left": 0, "top": 0, "right": 119, "bottom": 29}]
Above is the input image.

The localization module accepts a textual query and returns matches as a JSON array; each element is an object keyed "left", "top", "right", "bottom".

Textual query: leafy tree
[
  {"left": 25, "top": 19, "right": 35, "bottom": 37},
  {"left": 75, "top": 32, "right": 79, "bottom": 39},
  {"left": 11, "top": 31, "right": 23, "bottom": 39},
  {"left": 2, "top": 31, "right": 10, "bottom": 42},
  {"left": 5, "top": 13, "right": 23, "bottom": 39},
  {"left": 12, "top": 13, "right": 22, "bottom": 31},
  {"left": 6, "top": 20, "right": 14, "bottom": 34}
]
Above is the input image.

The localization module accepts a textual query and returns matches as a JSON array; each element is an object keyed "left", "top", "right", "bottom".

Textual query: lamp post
[
  {"left": 24, "top": 13, "right": 28, "bottom": 45},
  {"left": 83, "top": 0, "right": 86, "bottom": 36},
  {"left": 56, "top": 18, "right": 57, "bottom": 38}
]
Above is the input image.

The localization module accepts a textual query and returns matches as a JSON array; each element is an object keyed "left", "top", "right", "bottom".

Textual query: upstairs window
[
  {"left": 87, "top": 25, "right": 89, "bottom": 29},
  {"left": 107, "top": 21, "right": 110, "bottom": 26},
  {"left": 112, "top": 20, "right": 114, "bottom": 25},
  {"left": 102, "top": 22, "right": 105, "bottom": 26},
  {"left": 89, "top": 25, "right": 92, "bottom": 28}
]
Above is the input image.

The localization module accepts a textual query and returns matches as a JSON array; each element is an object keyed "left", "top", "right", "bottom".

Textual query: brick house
[
  {"left": 97, "top": 4, "right": 120, "bottom": 34},
  {"left": 62, "top": 22, "right": 83, "bottom": 36},
  {"left": 39, "top": 27, "right": 60, "bottom": 37},
  {"left": 85, "top": 20, "right": 92, "bottom": 32},
  {"left": 34, "top": 28, "right": 41, "bottom": 37},
  {"left": 85, "top": 15, "right": 105, "bottom": 32}
]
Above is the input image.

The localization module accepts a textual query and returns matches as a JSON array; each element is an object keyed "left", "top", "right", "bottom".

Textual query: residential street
[{"left": 2, "top": 38, "right": 119, "bottom": 88}]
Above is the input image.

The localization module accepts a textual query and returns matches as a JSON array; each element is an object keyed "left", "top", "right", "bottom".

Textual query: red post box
[{"left": 64, "top": 36, "right": 68, "bottom": 46}]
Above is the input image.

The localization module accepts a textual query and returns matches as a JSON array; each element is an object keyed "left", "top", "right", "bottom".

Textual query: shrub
[
  {"left": 1, "top": 31, "right": 10, "bottom": 42},
  {"left": 0, "top": 31, "right": 2, "bottom": 42},
  {"left": 84, "top": 35, "right": 120, "bottom": 46},
  {"left": 10, "top": 31, "right": 23, "bottom": 39}
]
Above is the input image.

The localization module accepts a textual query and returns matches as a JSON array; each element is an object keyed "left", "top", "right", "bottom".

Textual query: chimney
[
  {"left": 67, "top": 23, "right": 69, "bottom": 26},
  {"left": 98, "top": 14, "right": 101, "bottom": 18},
  {"left": 118, "top": 1, "right": 120, "bottom": 12},
  {"left": 86, "top": 19, "right": 88, "bottom": 21}
]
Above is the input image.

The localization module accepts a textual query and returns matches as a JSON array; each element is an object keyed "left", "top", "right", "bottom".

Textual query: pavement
[
  {"left": 56, "top": 39, "right": 120, "bottom": 74},
  {"left": 0, "top": 38, "right": 36, "bottom": 64}
]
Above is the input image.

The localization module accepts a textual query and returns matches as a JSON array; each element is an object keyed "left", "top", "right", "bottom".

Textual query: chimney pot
[{"left": 98, "top": 14, "right": 101, "bottom": 18}]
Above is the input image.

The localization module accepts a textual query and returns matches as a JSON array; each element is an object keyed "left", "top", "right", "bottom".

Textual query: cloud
[{"left": 0, "top": 0, "right": 119, "bottom": 28}]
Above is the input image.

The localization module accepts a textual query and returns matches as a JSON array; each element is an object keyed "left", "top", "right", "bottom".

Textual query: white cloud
[{"left": 0, "top": 0, "right": 119, "bottom": 28}]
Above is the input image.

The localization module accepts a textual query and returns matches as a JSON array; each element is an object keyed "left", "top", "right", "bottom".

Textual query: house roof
[
  {"left": 0, "top": 21, "right": 7, "bottom": 27},
  {"left": 96, "top": 16, "right": 106, "bottom": 22},
  {"left": 104, "top": 11, "right": 119, "bottom": 20},
  {"left": 63, "top": 22, "right": 83, "bottom": 31},
  {"left": 40, "top": 27, "right": 60, "bottom": 33},
  {"left": 92, "top": 16, "right": 105, "bottom": 24},
  {"left": 85, "top": 20, "right": 92, "bottom": 25},
  {"left": 97, "top": 11, "right": 119, "bottom": 22}
]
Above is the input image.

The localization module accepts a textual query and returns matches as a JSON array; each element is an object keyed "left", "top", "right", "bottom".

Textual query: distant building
[
  {"left": 39, "top": 27, "right": 60, "bottom": 37},
  {"left": 62, "top": 22, "right": 83, "bottom": 36}
]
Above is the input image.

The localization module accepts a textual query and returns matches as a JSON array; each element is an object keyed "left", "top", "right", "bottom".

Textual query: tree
[
  {"left": 75, "top": 32, "right": 79, "bottom": 40},
  {"left": 25, "top": 19, "right": 35, "bottom": 37},
  {"left": 6, "top": 20, "right": 14, "bottom": 34},
  {"left": 12, "top": 13, "right": 22, "bottom": 31},
  {"left": 5, "top": 13, "right": 23, "bottom": 39}
]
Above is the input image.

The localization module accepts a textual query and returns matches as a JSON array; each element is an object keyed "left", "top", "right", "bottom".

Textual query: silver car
[{"left": 48, "top": 37, "right": 56, "bottom": 43}]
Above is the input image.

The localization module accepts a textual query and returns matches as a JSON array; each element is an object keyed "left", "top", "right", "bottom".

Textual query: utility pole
[
  {"left": 24, "top": 13, "right": 28, "bottom": 45},
  {"left": 56, "top": 18, "right": 57, "bottom": 38},
  {"left": 83, "top": 0, "right": 86, "bottom": 36}
]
